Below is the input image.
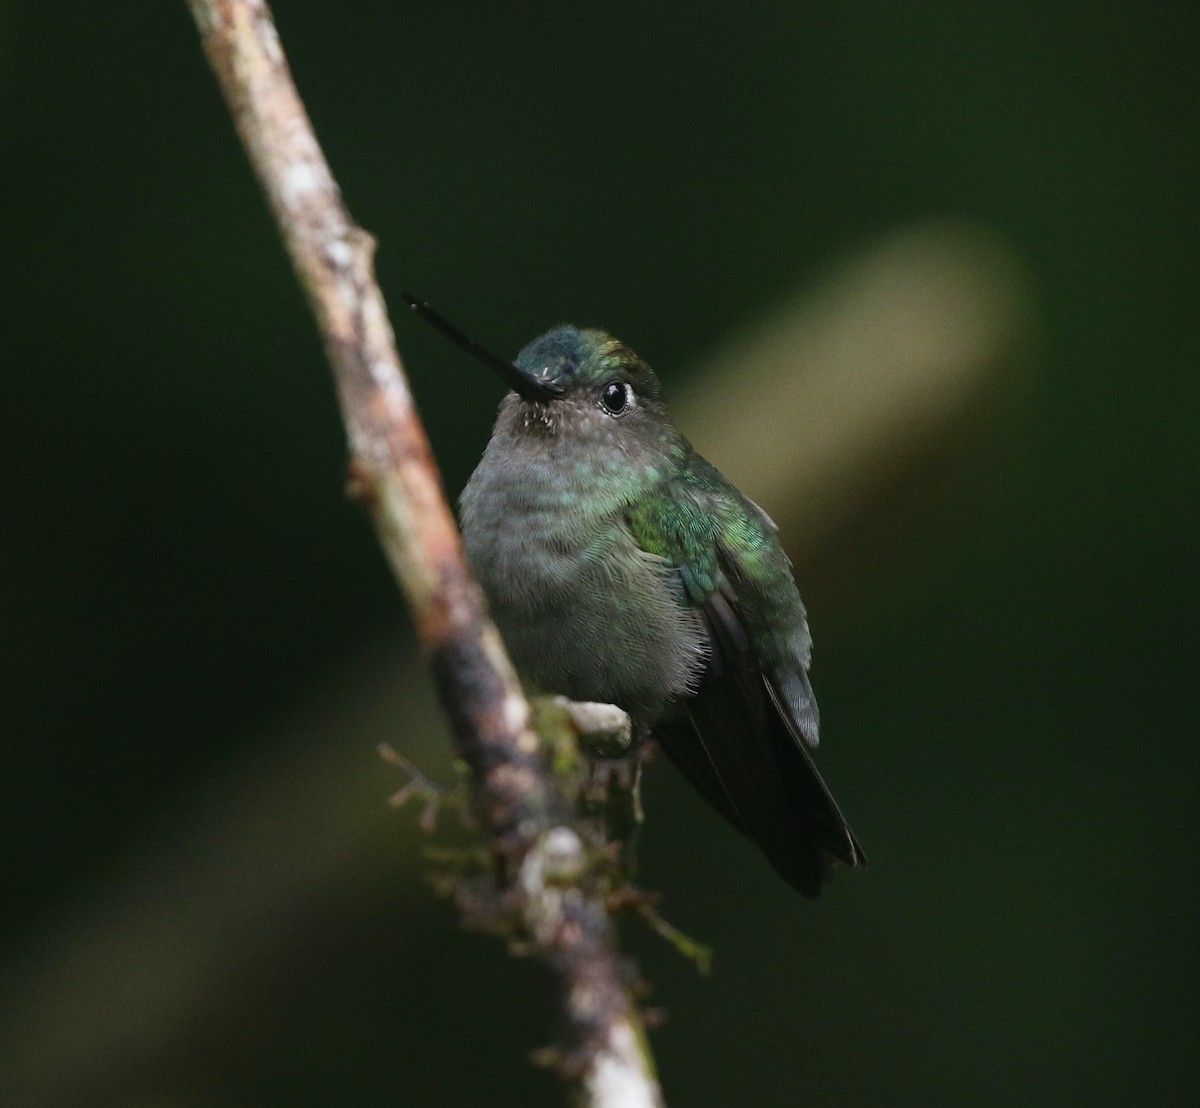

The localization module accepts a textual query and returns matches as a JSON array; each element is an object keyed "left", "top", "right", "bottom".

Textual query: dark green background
[{"left": 2, "top": 2, "right": 1196, "bottom": 1105}]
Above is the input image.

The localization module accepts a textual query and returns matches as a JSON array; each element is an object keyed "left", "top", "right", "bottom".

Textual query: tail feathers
[{"left": 656, "top": 680, "right": 865, "bottom": 897}]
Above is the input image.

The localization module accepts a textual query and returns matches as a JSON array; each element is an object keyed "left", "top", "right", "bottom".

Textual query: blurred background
[{"left": 1, "top": 2, "right": 1196, "bottom": 1105}]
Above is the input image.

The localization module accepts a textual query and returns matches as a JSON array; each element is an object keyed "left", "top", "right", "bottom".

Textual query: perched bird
[{"left": 405, "top": 296, "right": 865, "bottom": 896}]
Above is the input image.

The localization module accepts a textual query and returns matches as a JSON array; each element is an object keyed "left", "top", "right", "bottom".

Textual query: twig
[
  {"left": 186, "top": 2, "right": 663, "bottom": 1104},
  {"left": 377, "top": 742, "right": 456, "bottom": 830}
]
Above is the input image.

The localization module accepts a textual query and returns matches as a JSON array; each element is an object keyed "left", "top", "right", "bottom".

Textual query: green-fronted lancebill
[{"left": 404, "top": 296, "right": 865, "bottom": 897}]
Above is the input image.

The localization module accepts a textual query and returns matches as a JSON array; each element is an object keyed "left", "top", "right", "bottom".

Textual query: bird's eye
[{"left": 599, "top": 381, "right": 631, "bottom": 415}]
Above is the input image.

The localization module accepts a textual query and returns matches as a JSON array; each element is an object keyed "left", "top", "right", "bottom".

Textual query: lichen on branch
[{"left": 186, "top": 2, "right": 664, "bottom": 1104}]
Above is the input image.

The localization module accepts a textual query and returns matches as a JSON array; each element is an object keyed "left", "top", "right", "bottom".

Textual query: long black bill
[{"left": 402, "top": 294, "right": 564, "bottom": 402}]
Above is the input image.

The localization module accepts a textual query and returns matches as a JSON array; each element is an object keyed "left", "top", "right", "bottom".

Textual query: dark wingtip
[
  {"left": 847, "top": 829, "right": 868, "bottom": 869},
  {"left": 794, "top": 835, "right": 867, "bottom": 898}
]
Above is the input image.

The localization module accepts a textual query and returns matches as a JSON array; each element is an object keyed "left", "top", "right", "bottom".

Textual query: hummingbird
[{"left": 404, "top": 296, "right": 865, "bottom": 896}]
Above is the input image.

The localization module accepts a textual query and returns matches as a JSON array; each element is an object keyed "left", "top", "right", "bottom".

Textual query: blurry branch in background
[
  {"left": 185, "top": 2, "right": 662, "bottom": 1106},
  {"left": 0, "top": 211, "right": 1031, "bottom": 1107},
  {"left": 0, "top": 214, "right": 1031, "bottom": 1107},
  {"left": 686, "top": 222, "right": 1030, "bottom": 558}
]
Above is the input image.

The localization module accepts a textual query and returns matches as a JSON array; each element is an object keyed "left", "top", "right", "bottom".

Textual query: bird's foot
[{"left": 553, "top": 697, "right": 635, "bottom": 757}]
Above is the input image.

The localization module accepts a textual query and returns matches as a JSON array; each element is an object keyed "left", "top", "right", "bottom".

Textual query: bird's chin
[
  {"left": 499, "top": 391, "right": 559, "bottom": 436},
  {"left": 520, "top": 404, "right": 557, "bottom": 433}
]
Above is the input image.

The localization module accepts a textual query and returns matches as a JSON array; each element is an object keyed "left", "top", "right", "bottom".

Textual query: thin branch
[{"left": 186, "top": 2, "right": 662, "bottom": 1104}]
